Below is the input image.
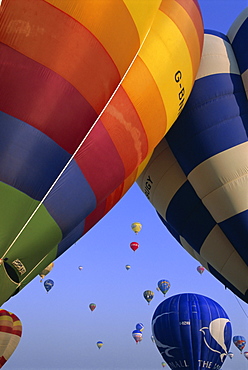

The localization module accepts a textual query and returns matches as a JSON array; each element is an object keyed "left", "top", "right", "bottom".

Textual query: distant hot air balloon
[
  {"left": 244, "top": 352, "right": 248, "bottom": 359},
  {"left": 228, "top": 352, "right": 234, "bottom": 359},
  {"left": 0, "top": 310, "right": 22, "bottom": 368},
  {"left": 132, "top": 330, "right": 142, "bottom": 344},
  {"left": 89, "top": 303, "right": 96, "bottom": 312},
  {"left": 130, "top": 242, "right": 139, "bottom": 252},
  {"left": 0, "top": 0, "right": 203, "bottom": 305},
  {"left": 197, "top": 266, "right": 205, "bottom": 275},
  {"left": 137, "top": 8, "right": 248, "bottom": 304},
  {"left": 78, "top": 266, "right": 83, "bottom": 271},
  {"left": 152, "top": 293, "right": 232, "bottom": 370},
  {"left": 44, "top": 279, "right": 54, "bottom": 293},
  {"left": 136, "top": 323, "right": 144, "bottom": 332},
  {"left": 39, "top": 262, "right": 54, "bottom": 282},
  {"left": 143, "top": 290, "right": 154, "bottom": 304},
  {"left": 157, "top": 280, "right": 170, "bottom": 296},
  {"left": 131, "top": 222, "right": 142, "bottom": 235},
  {"left": 162, "top": 362, "right": 166, "bottom": 368},
  {"left": 233, "top": 336, "right": 246, "bottom": 353},
  {"left": 125, "top": 265, "right": 131, "bottom": 271},
  {"left": 96, "top": 341, "right": 103, "bottom": 349}
]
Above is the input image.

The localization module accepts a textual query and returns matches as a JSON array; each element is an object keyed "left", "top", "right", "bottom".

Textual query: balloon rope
[
  {"left": 1, "top": 24, "right": 152, "bottom": 265},
  {"left": 16, "top": 254, "right": 49, "bottom": 287},
  {"left": 234, "top": 294, "right": 248, "bottom": 319}
]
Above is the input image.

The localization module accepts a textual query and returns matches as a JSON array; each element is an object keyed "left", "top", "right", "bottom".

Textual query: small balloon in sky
[
  {"left": 44, "top": 279, "right": 54, "bottom": 293},
  {"left": 197, "top": 266, "right": 205, "bottom": 275},
  {"left": 96, "top": 341, "right": 103, "bottom": 349},
  {"left": 130, "top": 242, "right": 139, "bottom": 252},
  {"left": 125, "top": 265, "right": 131, "bottom": 270},
  {"left": 143, "top": 290, "right": 154, "bottom": 304},
  {"left": 89, "top": 303, "right": 96, "bottom": 312},
  {"left": 131, "top": 222, "right": 142, "bottom": 235},
  {"left": 78, "top": 266, "right": 83, "bottom": 271}
]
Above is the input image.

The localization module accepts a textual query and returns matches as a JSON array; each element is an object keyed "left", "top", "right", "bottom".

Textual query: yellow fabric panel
[
  {"left": 122, "top": 56, "right": 167, "bottom": 153},
  {"left": 45, "top": 0, "right": 160, "bottom": 77},
  {"left": 188, "top": 142, "right": 248, "bottom": 222},
  {"left": 123, "top": 0, "right": 162, "bottom": 42},
  {"left": 197, "top": 34, "right": 240, "bottom": 79},
  {"left": 201, "top": 225, "right": 248, "bottom": 294},
  {"left": 138, "top": 10, "right": 194, "bottom": 131}
]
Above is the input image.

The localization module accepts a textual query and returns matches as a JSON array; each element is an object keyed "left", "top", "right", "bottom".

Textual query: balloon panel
[
  {"left": 137, "top": 13, "right": 248, "bottom": 303},
  {"left": 0, "top": 0, "right": 203, "bottom": 304}
]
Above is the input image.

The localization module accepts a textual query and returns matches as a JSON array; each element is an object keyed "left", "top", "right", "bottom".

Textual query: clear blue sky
[{"left": 2, "top": 1, "right": 248, "bottom": 369}]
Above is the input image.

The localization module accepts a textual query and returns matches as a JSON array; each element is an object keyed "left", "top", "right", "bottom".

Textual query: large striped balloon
[
  {"left": 137, "top": 8, "right": 248, "bottom": 303},
  {"left": 0, "top": 310, "right": 22, "bottom": 368},
  {"left": 0, "top": 0, "right": 203, "bottom": 305}
]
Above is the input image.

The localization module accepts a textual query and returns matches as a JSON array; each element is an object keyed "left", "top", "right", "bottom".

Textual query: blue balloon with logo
[
  {"left": 152, "top": 293, "right": 232, "bottom": 370},
  {"left": 44, "top": 279, "right": 54, "bottom": 293}
]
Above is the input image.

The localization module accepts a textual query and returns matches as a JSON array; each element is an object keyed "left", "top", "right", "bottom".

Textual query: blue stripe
[
  {"left": 166, "top": 74, "right": 248, "bottom": 175},
  {"left": 204, "top": 29, "right": 229, "bottom": 42},
  {"left": 231, "top": 16, "right": 248, "bottom": 75},
  {"left": 57, "top": 219, "right": 86, "bottom": 257},
  {"left": 44, "top": 160, "right": 96, "bottom": 237},
  {"left": 0, "top": 111, "right": 71, "bottom": 199},
  {"left": 219, "top": 210, "right": 248, "bottom": 265},
  {"left": 165, "top": 181, "right": 216, "bottom": 253}
]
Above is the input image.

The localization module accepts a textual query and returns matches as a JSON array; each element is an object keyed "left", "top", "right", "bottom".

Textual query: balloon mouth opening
[{"left": 4, "top": 262, "right": 20, "bottom": 283}]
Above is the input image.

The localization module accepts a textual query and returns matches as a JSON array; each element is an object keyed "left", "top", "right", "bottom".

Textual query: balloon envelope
[
  {"left": 44, "top": 279, "right": 54, "bottom": 293},
  {"left": 227, "top": 351, "right": 234, "bottom": 359},
  {"left": 137, "top": 10, "right": 248, "bottom": 304},
  {"left": 131, "top": 222, "right": 142, "bottom": 234},
  {"left": 125, "top": 265, "right": 131, "bottom": 270},
  {"left": 130, "top": 242, "right": 139, "bottom": 252},
  {"left": 197, "top": 266, "right": 205, "bottom": 275},
  {"left": 244, "top": 351, "right": 248, "bottom": 359},
  {"left": 89, "top": 303, "right": 96, "bottom": 312},
  {"left": 143, "top": 290, "right": 154, "bottom": 304},
  {"left": 0, "top": 0, "right": 203, "bottom": 305},
  {"left": 157, "top": 280, "right": 170, "bottom": 296},
  {"left": 96, "top": 341, "right": 103, "bottom": 349},
  {"left": 233, "top": 335, "right": 246, "bottom": 353},
  {"left": 0, "top": 310, "right": 22, "bottom": 368},
  {"left": 132, "top": 330, "right": 142, "bottom": 343},
  {"left": 152, "top": 293, "right": 232, "bottom": 370},
  {"left": 136, "top": 323, "right": 144, "bottom": 332}
]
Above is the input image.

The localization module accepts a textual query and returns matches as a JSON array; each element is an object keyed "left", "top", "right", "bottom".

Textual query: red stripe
[{"left": 0, "top": 44, "right": 98, "bottom": 154}]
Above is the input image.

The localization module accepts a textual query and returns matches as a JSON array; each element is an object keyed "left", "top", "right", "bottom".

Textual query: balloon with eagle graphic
[{"left": 152, "top": 293, "right": 232, "bottom": 370}]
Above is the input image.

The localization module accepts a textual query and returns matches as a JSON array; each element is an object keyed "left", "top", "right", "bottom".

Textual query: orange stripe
[
  {"left": 160, "top": 0, "right": 203, "bottom": 81},
  {"left": 122, "top": 56, "right": 167, "bottom": 153},
  {"left": 0, "top": 0, "right": 120, "bottom": 114},
  {"left": 101, "top": 86, "right": 148, "bottom": 178},
  {"left": 44, "top": 0, "right": 140, "bottom": 77}
]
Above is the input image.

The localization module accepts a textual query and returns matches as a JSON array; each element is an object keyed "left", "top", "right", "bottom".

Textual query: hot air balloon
[
  {"left": 0, "top": 0, "right": 203, "bottom": 305},
  {"left": 39, "top": 262, "right": 54, "bottom": 282},
  {"left": 89, "top": 303, "right": 96, "bottom": 312},
  {"left": 227, "top": 352, "right": 234, "bottom": 359},
  {"left": 0, "top": 310, "right": 22, "bottom": 368},
  {"left": 78, "top": 266, "right": 83, "bottom": 271},
  {"left": 157, "top": 280, "right": 170, "bottom": 296},
  {"left": 161, "top": 362, "right": 166, "bottom": 368},
  {"left": 131, "top": 222, "right": 142, "bottom": 235},
  {"left": 132, "top": 330, "right": 142, "bottom": 344},
  {"left": 197, "top": 266, "right": 205, "bottom": 275},
  {"left": 244, "top": 352, "right": 248, "bottom": 359},
  {"left": 44, "top": 279, "right": 54, "bottom": 293},
  {"left": 143, "top": 290, "right": 154, "bottom": 304},
  {"left": 130, "top": 242, "right": 139, "bottom": 252},
  {"left": 136, "top": 323, "right": 144, "bottom": 332},
  {"left": 233, "top": 335, "right": 246, "bottom": 353},
  {"left": 152, "top": 293, "right": 232, "bottom": 370},
  {"left": 96, "top": 341, "right": 103, "bottom": 349},
  {"left": 125, "top": 265, "right": 131, "bottom": 270},
  {"left": 137, "top": 8, "right": 248, "bottom": 304}
]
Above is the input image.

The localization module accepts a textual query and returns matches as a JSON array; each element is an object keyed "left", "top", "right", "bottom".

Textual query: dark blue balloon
[
  {"left": 44, "top": 279, "right": 54, "bottom": 293},
  {"left": 152, "top": 293, "right": 232, "bottom": 370}
]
